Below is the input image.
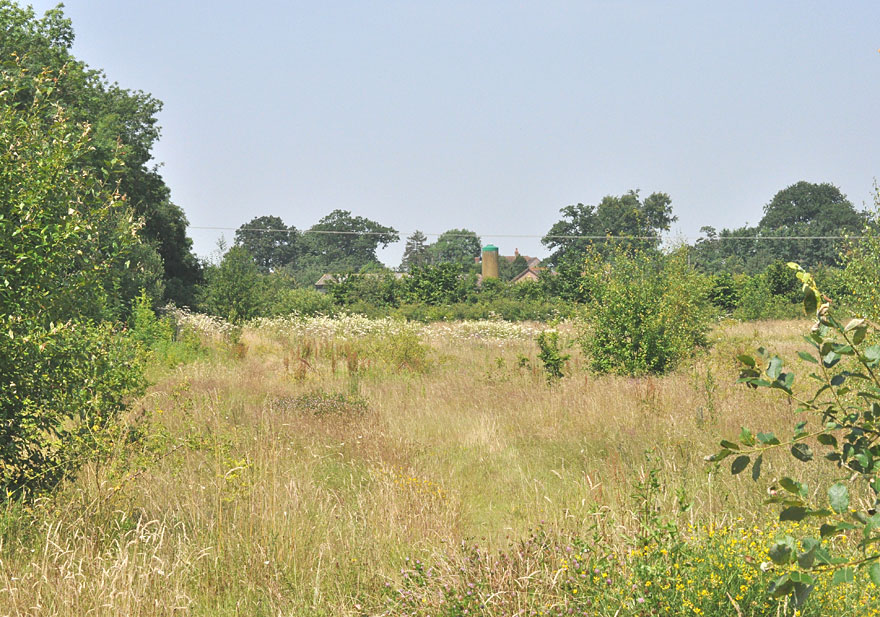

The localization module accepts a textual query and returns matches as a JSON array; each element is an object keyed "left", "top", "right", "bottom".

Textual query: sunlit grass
[{"left": 1, "top": 315, "right": 875, "bottom": 615}]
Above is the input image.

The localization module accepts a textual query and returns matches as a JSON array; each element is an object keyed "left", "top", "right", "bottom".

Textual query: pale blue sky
[{"left": 27, "top": 1, "right": 880, "bottom": 265}]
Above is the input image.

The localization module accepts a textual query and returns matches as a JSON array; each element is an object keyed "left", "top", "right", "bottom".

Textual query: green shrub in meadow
[{"left": 578, "top": 246, "right": 714, "bottom": 376}]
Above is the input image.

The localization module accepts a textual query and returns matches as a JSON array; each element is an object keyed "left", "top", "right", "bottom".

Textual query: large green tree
[
  {"left": 399, "top": 230, "right": 429, "bottom": 272},
  {"left": 542, "top": 190, "right": 675, "bottom": 266},
  {"left": 426, "top": 229, "right": 481, "bottom": 271},
  {"left": 0, "top": 1, "right": 201, "bottom": 305},
  {"left": 235, "top": 215, "right": 299, "bottom": 273},
  {"left": 692, "top": 182, "right": 866, "bottom": 273},
  {"left": 296, "top": 210, "right": 398, "bottom": 284}
]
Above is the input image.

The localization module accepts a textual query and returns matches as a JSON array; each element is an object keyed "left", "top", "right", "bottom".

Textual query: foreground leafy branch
[{"left": 709, "top": 263, "right": 880, "bottom": 605}]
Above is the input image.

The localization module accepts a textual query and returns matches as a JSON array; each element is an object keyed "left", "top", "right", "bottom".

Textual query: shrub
[
  {"left": 536, "top": 331, "right": 569, "bottom": 382},
  {"left": 268, "top": 288, "right": 336, "bottom": 316},
  {"left": 578, "top": 247, "right": 714, "bottom": 375},
  {"left": 731, "top": 273, "right": 797, "bottom": 321},
  {"left": 199, "top": 246, "right": 267, "bottom": 323},
  {"left": 401, "top": 263, "right": 466, "bottom": 305},
  {"left": 711, "top": 263, "right": 880, "bottom": 606},
  {"left": 708, "top": 271, "right": 738, "bottom": 313},
  {"left": 0, "top": 65, "right": 148, "bottom": 496}
]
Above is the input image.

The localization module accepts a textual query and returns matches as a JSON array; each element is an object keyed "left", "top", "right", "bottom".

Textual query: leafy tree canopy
[
  {"left": 542, "top": 190, "right": 675, "bottom": 265},
  {"left": 426, "top": 229, "right": 481, "bottom": 270},
  {"left": 235, "top": 215, "right": 299, "bottom": 273},
  {"left": 693, "top": 182, "right": 866, "bottom": 273},
  {"left": 298, "top": 210, "right": 398, "bottom": 277},
  {"left": 0, "top": 63, "right": 148, "bottom": 493},
  {"left": 0, "top": 1, "right": 201, "bottom": 305},
  {"left": 400, "top": 230, "right": 429, "bottom": 272}
]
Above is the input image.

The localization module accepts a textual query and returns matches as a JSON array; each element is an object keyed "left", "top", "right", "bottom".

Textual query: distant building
[
  {"left": 314, "top": 272, "right": 405, "bottom": 293},
  {"left": 501, "top": 248, "right": 541, "bottom": 270},
  {"left": 510, "top": 267, "right": 543, "bottom": 284}
]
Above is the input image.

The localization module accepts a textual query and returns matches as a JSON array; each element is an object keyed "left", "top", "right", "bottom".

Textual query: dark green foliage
[
  {"left": 708, "top": 272, "right": 738, "bottom": 313},
  {"left": 841, "top": 199, "right": 880, "bottom": 320},
  {"left": 579, "top": 247, "right": 714, "bottom": 375},
  {"left": 199, "top": 246, "right": 266, "bottom": 323},
  {"left": 235, "top": 215, "right": 298, "bottom": 272},
  {"left": 401, "top": 264, "right": 471, "bottom": 306},
  {"left": 500, "top": 253, "right": 529, "bottom": 281},
  {"left": 297, "top": 210, "right": 399, "bottom": 281},
  {"left": 542, "top": 190, "right": 675, "bottom": 266},
  {"left": 327, "top": 272, "right": 399, "bottom": 308},
  {"left": 0, "top": 65, "right": 147, "bottom": 495},
  {"left": 399, "top": 230, "right": 430, "bottom": 272},
  {"left": 536, "top": 331, "right": 570, "bottom": 382},
  {"left": 731, "top": 273, "right": 799, "bottom": 321},
  {"left": 763, "top": 261, "right": 800, "bottom": 302},
  {"left": 425, "top": 228, "right": 481, "bottom": 271},
  {"left": 268, "top": 288, "right": 336, "bottom": 317},
  {"left": 692, "top": 182, "right": 866, "bottom": 274},
  {"left": 0, "top": 1, "right": 202, "bottom": 305}
]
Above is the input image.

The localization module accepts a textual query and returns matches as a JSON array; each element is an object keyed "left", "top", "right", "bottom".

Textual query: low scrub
[{"left": 578, "top": 247, "right": 714, "bottom": 375}]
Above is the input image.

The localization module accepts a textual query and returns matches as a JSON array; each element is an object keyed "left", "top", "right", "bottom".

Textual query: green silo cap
[{"left": 482, "top": 244, "right": 499, "bottom": 252}]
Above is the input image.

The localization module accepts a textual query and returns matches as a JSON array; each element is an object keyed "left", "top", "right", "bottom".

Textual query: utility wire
[{"left": 190, "top": 225, "right": 866, "bottom": 241}]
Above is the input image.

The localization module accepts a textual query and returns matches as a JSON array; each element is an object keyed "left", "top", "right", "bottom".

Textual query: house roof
[
  {"left": 314, "top": 271, "right": 407, "bottom": 288},
  {"left": 510, "top": 267, "right": 543, "bottom": 284}
]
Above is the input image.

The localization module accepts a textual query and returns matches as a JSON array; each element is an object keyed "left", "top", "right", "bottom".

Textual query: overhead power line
[{"left": 190, "top": 225, "right": 866, "bottom": 241}]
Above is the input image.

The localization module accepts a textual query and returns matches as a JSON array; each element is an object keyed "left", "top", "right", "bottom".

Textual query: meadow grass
[{"left": 0, "top": 317, "right": 876, "bottom": 616}]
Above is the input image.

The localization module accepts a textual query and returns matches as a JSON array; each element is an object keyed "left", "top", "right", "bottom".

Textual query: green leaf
[
  {"left": 737, "top": 354, "right": 756, "bottom": 367},
  {"left": 798, "top": 350, "right": 819, "bottom": 364},
  {"left": 780, "top": 477, "right": 805, "bottom": 495},
  {"left": 731, "top": 455, "right": 750, "bottom": 475},
  {"left": 769, "top": 573, "right": 793, "bottom": 598},
  {"left": 740, "top": 427, "right": 756, "bottom": 447},
  {"left": 831, "top": 374, "right": 846, "bottom": 387},
  {"left": 769, "top": 539, "right": 795, "bottom": 565},
  {"left": 869, "top": 562, "right": 880, "bottom": 587},
  {"left": 798, "top": 537, "right": 820, "bottom": 569},
  {"left": 780, "top": 506, "right": 807, "bottom": 522},
  {"left": 752, "top": 454, "right": 763, "bottom": 481},
  {"left": 823, "top": 351, "right": 841, "bottom": 368},
  {"left": 853, "top": 327, "right": 867, "bottom": 346},
  {"left": 758, "top": 432, "right": 780, "bottom": 445},
  {"left": 803, "top": 287, "right": 818, "bottom": 316},
  {"left": 832, "top": 568, "right": 855, "bottom": 585},
  {"left": 828, "top": 483, "right": 849, "bottom": 514},
  {"left": 845, "top": 318, "right": 866, "bottom": 332},
  {"left": 767, "top": 356, "right": 783, "bottom": 380},
  {"left": 789, "top": 571, "right": 815, "bottom": 586},
  {"left": 720, "top": 440, "right": 740, "bottom": 451},
  {"left": 791, "top": 443, "right": 814, "bottom": 462},
  {"left": 817, "top": 433, "right": 838, "bottom": 448},
  {"left": 705, "top": 449, "right": 732, "bottom": 462}
]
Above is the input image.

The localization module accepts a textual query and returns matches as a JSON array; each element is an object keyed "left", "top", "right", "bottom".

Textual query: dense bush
[
  {"left": 198, "top": 246, "right": 266, "bottom": 323},
  {"left": 0, "top": 65, "right": 148, "bottom": 495},
  {"left": 268, "top": 288, "right": 336, "bottom": 316},
  {"left": 578, "top": 247, "right": 714, "bottom": 375},
  {"left": 731, "top": 272, "right": 800, "bottom": 321}
]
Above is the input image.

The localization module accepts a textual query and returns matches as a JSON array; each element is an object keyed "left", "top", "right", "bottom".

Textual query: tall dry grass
[{"left": 0, "top": 317, "right": 827, "bottom": 615}]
